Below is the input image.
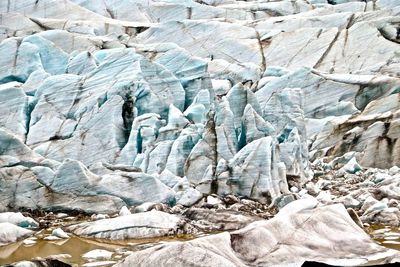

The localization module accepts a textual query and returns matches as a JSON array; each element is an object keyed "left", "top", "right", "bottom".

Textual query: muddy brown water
[
  {"left": 367, "top": 225, "right": 400, "bottom": 250},
  {"left": 0, "top": 228, "right": 194, "bottom": 266},
  {"left": 1, "top": 225, "right": 400, "bottom": 266}
]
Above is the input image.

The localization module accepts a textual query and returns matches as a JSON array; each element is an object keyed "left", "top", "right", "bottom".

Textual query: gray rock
[
  {"left": 176, "top": 188, "right": 203, "bottom": 207},
  {"left": 274, "top": 194, "right": 296, "bottom": 209}
]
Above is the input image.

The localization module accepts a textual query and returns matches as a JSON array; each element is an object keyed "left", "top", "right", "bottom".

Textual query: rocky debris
[
  {"left": 91, "top": 214, "right": 109, "bottom": 221},
  {"left": 183, "top": 208, "right": 261, "bottom": 232},
  {"left": 64, "top": 197, "right": 276, "bottom": 240},
  {"left": 273, "top": 194, "right": 297, "bottom": 209},
  {"left": 132, "top": 202, "right": 167, "bottom": 213},
  {"left": 115, "top": 200, "right": 400, "bottom": 267},
  {"left": 306, "top": 159, "right": 400, "bottom": 226}
]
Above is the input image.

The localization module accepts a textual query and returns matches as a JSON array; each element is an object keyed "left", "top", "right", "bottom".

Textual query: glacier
[{"left": 0, "top": 0, "right": 400, "bottom": 266}]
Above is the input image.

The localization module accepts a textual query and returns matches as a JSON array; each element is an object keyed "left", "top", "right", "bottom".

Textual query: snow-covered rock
[
  {"left": 0, "top": 222, "right": 34, "bottom": 246},
  {"left": 51, "top": 228, "right": 69, "bottom": 239},
  {"left": 119, "top": 206, "right": 131, "bottom": 216},
  {"left": 43, "top": 235, "right": 62, "bottom": 241},
  {"left": 0, "top": 212, "right": 38, "bottom": 228},
  {"left": 82, "top": 249, "right": 113, "bottom": 260},
  {"left": 67, "top": 210, "right": 187, "bottom": 240},
  {"left": 176, "top": 187, "right": 203, "bottom": 207}
]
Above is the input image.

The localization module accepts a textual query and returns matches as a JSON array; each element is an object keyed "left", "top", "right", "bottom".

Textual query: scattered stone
[
  {"left": 91, "top": 214, "right": 109, "bottom": 221},
  {"left": 183, "top": 208, "right": 260, "bottom": 231},
  {"left": 119, "top": 206, "right": 131, "bottom": 217},
  {"left": 176, "top": 188, "right": 203, "bottom": 207},
  {"left": 274, "top": 194, "right": 296, "bottom": 209},
  {"left": 298, "top": 189, "right": 308, "bottom": 197},
  {"left": 389, "top": 166, "right": 400, "bottom": 176},
  {"left": 290, "top": 186, "right": 299, "bottom": 193},
  {"left": 56, "top": 213, "right": 69, "bottom": 219},
  {"left": 372, "top": 173, "right": 392, "bottom": 184},
  {"left": 340, "top": 157, "right": 362, "bottom": 174},
  {"left": 305, "top": 182, "right": 320, "bottom": 195},
  {"left": 363, "top": 202, "right": 388, "bottom": 216},
  {"left": 206, "top": 195, "right": 222, "bottom": 205},
  {"left": 222, "top": 195, "right": 240, "bottom": 206},
  {"left": 389, "top": 199, "right": 399, "bottom": 208},
  {"left": 316, "top": 191, "right": 333, "bottom": 204},
  {"left": 336, "top": 196, "right": 361, "bottom": 209},
  {"left": 170, "top": 204, "right": 185, "bottom": 214},
  {"left": 133, "top": 203, "right": 157, "bottom": 213},
  {"left": 361, "top": 196, "right": 380, "bottom": 213},
  {"left": 315, "top": 180, "right": 331, "bottom": 190},
  {"left": 361, "top": 208, "right": 400, "bottom": 226}
]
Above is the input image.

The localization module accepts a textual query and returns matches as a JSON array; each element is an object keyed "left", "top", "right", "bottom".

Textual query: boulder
[
  {"left": 115, "top": 201, "right": 399, "bottom": 266},
  {"left": 67, "top": 210, "right": 188, "bottom": 240}
]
